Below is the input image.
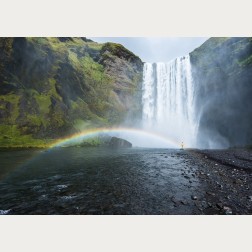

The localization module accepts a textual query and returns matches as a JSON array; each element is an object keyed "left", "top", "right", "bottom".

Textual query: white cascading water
[{"left": 142, "top": 55, "right": 198, "bottom": 148}]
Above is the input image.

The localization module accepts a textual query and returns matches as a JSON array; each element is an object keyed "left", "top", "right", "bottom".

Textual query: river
[{"left": 0, "top": 147, "right": 207, "bottom": 214}]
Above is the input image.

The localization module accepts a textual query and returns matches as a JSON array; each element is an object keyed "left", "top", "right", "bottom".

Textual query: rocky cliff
[
  {"left": 190, "top": 37, "right": 252, "bottom": 148},
  {"left": 0, "top": 37, "right": 143, "bottom": 147}
]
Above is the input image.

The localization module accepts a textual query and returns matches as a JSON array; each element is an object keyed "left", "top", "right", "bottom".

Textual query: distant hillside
[{"left": 0, "top": 37, "right": 143, "bottom": 147}]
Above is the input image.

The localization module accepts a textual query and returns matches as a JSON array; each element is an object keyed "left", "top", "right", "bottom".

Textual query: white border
[
  {"left": 0, "top": 0, "right": 252, "bottom": 251},
  {"left": 0, "top": 0, "right": 251, "bottom": 36}
]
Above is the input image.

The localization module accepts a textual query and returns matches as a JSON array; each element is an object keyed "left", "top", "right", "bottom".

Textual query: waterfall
[{"left": 142, "top": 55, "right": 198, "bottom": 148}]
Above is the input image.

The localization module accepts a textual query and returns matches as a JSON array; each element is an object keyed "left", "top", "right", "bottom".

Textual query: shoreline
[{"left": 187, "top": 148, "right": 252, "bottom": 214}]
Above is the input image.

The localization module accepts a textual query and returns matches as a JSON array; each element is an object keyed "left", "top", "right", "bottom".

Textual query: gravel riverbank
[{"left": 188, "top": 148, "right": 252, "bottom": 214}]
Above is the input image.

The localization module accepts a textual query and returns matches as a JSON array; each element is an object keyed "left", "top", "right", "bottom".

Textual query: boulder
[{"left": 109, "top": 137, "right": 132, "bottom": 148}]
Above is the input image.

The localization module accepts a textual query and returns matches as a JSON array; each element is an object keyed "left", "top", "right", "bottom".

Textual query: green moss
[
  {"left": 35, "top": 94, "right": 51, "bottom": 114},
  {"left": 26, "top": 114, "right": 43, "bottom": 127},
  {"left": 68, "top": 50, "right": 81, "bottom": 69},
  {"left": 79, "top": 136, "right": 102, "bottom": 146},
  {"left": 0, "top": 125, "right": 51, "bottom": 148},
  {"left": 86, "top": 41, "right": 103, "bottom": 51},
  {"left": 0, "top": 37, "right": 143, "bottom": 147},
  {"left": 48, "top": 78, "right": 61, "bottom": 100},
  {"left": 0, "top": 94, "right": 20, "bottom": 123},
  {"left": 102, "top": 42, "right": 133, "bottom": 57}
]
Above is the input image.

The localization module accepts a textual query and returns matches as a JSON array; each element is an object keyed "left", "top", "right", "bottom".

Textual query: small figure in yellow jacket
[{"left": 181, "top": 141, "right": 184, "bottom": 150}]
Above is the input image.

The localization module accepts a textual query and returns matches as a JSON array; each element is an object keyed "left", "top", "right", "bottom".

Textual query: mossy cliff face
[
  {"left": 190, "top": 37, "right": 252, "bottom": 148},
  {"left": 0, "top": 37, "right": 143, "bottom": 147}
]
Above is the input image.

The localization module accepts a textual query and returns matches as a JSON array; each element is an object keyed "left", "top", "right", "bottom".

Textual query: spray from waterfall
[{"left": 142, "top": 55, "right": 198, "bottom": 148}]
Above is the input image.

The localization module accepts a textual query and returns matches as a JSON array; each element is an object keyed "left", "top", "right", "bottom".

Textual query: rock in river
[{"left": 109, "top": 137, "right": 132, "bottom": 148}]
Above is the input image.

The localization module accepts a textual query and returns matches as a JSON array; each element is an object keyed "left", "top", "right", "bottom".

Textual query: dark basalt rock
[{"left": 109, "top": 137, "right": 132, "bottom": 148}]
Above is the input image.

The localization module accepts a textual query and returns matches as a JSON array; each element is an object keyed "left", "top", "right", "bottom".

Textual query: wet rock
[
  {"left": 109, "top": 137, "right": 132, "bottom": 148},
  {"left": 171, "top": 197, "right": 180, "bottom": 205},
  {"left": 113, "top": 203, "right": 125, "bottom": 208},
  {"left": 180, "top": 200, "right": 188, "bottom": 205},
  {"left": 223, "top": 206, "right": 232, "bottom": 215},
  {"left": 216, "top": 203, "right": 223, "bottom": 209},
  {"left": 216, "top": 182, "right": 223, "bottom": 189},
  {"left": 0, "top": 209, "right": 11, "bottom": 215},
  {"left": 191, "top": 195, "right": 198, "bottom": 200},
  {"left": 88, "top": 208, "right": 99, "bottom": 213},
  {"left": 247, "top": 196, "right": 252, "bottom": 201},
  {"left": 200, "top": 201, "right": 208, "bottom": 209},
  {"left": 206, "top": 191, "right": 215, "bottom": 196},
  {"left": 233, "top": 179, "right": 242, "bottom": 185}
]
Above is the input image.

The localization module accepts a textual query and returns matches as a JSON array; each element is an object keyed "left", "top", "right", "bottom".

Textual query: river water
[{"left": 0, "top": 147, "right": 203, "bottom": 214}]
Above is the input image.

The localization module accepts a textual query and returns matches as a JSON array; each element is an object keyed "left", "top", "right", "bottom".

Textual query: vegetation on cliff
[{"left": 0, "top": 37, "right": 143, "bottom": 147}]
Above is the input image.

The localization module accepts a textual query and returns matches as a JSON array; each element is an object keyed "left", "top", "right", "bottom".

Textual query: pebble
[
  {"left": 223, "top": 206, "right": 232, "bottom": 215},
  {"left": 216, "top": 182, "right": 223, "bottom": 188},
  {"left": 171, "top": 197, "right": 177, "bottom": 203},
  {"left": 0, "top": 209, "right": 11, "bottom": 215},
  {"left": 180, "top": 200, "right": 188, "bottom": 205},
  {"left": 247, "top": 196, "right": 252, "bottom": 201},
  {"left": 201, "top": 201, "right": 208, "bottom": 209},
  {"left": 206, "top": 191, "right": 215, "bottom": 196},
  {"left": 191, "top": 195, "right": 198, "bottom": 200},
  {"left": 216, "top": 203, "right": 223, "bottom": 209}
]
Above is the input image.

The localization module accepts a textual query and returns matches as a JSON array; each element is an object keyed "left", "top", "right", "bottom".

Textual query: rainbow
[{"left": 49, "top": 127, "right": 179, "bottom": 148}]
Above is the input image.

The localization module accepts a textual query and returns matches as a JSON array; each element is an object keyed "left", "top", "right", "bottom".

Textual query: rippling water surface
[{"left": 0, "top": 147, "right": 202, "bottom": 214}]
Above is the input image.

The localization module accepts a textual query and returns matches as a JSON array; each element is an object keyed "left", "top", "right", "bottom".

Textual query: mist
[{"left": 190, "top": 37, "right": 252, "bottom": 149}]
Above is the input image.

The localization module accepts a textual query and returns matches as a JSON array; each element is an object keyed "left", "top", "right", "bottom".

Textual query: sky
[{"left": 89, "top": 37, "right": 209, "bottom": 62}]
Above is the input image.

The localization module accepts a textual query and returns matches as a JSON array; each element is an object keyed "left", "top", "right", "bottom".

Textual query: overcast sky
[{"left": 89, "top": 37, "right": 208, "bottom": 62}]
